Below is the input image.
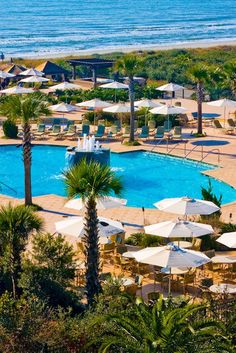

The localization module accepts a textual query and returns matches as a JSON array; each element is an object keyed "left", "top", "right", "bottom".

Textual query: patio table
[{"left": 209, "top": 283, "right": 236, "bottom": 294}]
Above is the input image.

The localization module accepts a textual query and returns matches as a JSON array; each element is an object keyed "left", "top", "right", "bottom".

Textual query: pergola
[{"left": 67, "top": 58, "right": 115, "bottom": 88}]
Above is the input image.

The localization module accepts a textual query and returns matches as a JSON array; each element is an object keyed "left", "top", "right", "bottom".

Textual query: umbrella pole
[
  {"left": 94, "top": 111, "right": 96, "bottom": 126},
  {"left": 115, "top": 90, "right": 117, "bottom": 103},
  {"left": 224, "top": 106, "right": 226, "bottom": 127},
  {"left": 168, "top": 268, "right": 171, "bottom": 296}
]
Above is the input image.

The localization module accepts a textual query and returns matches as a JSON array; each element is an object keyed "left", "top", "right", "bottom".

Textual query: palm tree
[
  {"left": 223, "top": 61, "right": 236, "bottom": 98},
  {"left": 0, "top": 94, "right": 51, "bottom": 206},
  {"left": 114, "top": 54, "right": 142, "bottom": 142},
  {"left": 86, "top": 295, "right": 229, "bottom": 353},
  {"left": 0, "top": 203, "right": 43, "bottom": 297},
  {"left": 188, "top": 64, "right": 211, "bottom": 135},
  {"left": 63, "top": 159, "right": 123, "bottom": 306}
]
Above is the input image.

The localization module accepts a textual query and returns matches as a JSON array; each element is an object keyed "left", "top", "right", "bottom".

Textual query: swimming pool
[{"left": 1, "top": 144, "right": 236, "bottom": 208}]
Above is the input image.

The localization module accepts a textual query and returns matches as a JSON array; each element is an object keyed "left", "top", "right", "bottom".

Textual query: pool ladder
[{"left": 0, "top": 181, "right": 17, "bottom": 196}]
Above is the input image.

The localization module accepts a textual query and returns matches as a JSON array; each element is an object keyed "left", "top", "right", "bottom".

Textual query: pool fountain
[{"left": 66, "top": 134, "right": 110, "bottom": 167}]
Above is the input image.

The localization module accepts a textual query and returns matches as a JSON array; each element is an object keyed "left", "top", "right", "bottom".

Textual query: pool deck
[{"left": 1, "top": 123, "right": 236, "bottom": 228}]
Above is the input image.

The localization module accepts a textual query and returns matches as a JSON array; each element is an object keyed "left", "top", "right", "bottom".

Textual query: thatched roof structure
[{"left": 36, "top": 61, "right": 69, "bottom": 76}]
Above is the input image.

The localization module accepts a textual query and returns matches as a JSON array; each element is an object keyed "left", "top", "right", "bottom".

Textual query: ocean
[{"left": 1, "top": 0, "right": 236, "bottom": 58}]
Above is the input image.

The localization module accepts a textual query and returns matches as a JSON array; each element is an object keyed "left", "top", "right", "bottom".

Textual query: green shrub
[
  {"left": 3, "top": 119, "right": 18, "bottom": 138},
  {"left": 125, "top": 232, "right": 165, "bottom": 247},
  {"left": 220, "top": 222, "right": 236, "bottom": 234}
]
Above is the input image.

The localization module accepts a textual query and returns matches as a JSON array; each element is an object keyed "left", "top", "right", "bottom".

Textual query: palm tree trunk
[
  {"left": 84, "top": 197, "right": 101, "bottom": 306},
  {"left": 23, "top": 123, "right": 32, "bottom": 206},
  {"left": 197, "top": 82, "right": 203, "bottom": 135},
  {"left": 129, "top": 78, "right": 135, "bottom": 142}
]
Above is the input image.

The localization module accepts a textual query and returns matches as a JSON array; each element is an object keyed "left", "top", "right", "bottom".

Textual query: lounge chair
[
  {"left": 79, "top": 124, "right": 90, "bottom": 137},
  {"left": 138, "top": 126, "right": 149, "bottom": 139},
  {"left": 148, "top": 120, "right": 156, "bottom": 132},
  {"left": 64, "top": 125, "right": 77, "bottom": 140},
  {"left": 33, "top": 124, "right": 46, "bottom": 139},
  {"left": 49, "top": 125, "right": 64, "bottom": 139},
  {"left": 164, "top": 120, "right": 172, "bottom": 132},
  {"left": 121, "top": 126, "right": 130, "bottom": 139},
  {"left": 108, "top": 125, "right": 119, "bottom": 138},
  {"left": 154, "top": 126, "right": 164, "bottom": 139},
  {"left": 227, "top": 118, "right": 236, "bottom": 129},
  {"left": 213, "top": 119, "right": 234, "bottom": 134},
  {"left": 94, "top": 124, "right": 105, "bottom": 138},
  {"left": 172, "top": 126, "right": 182, "bottom": 140}
]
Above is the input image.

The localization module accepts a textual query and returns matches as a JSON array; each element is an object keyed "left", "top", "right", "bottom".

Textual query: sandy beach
[{"left": 6, "top": 39, "right": 236, "bottom": 60}]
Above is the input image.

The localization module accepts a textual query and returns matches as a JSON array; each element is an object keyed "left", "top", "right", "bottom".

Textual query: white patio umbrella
[
  {"left": 156, "top": 82, "right": 185, "bottom": 102},
  {"left": 77, "top": 98, "right": 111, "bottom": 124},
  {"left": 55, "top": 216, "right": 124, "bottom": 238},
  {"left": 134, "top": 244, "right": 211, "bottom": 293},
  {"left": 48, "top": 82, "right": 82, "bottom": 92},
  {"left": 65, "top": 196, "right": 127, "bottom": 211},
  {"left": 0, "top": 71, "right": 15, "bottom": 79},
  {"left": 134, "top": 99, "right": 163, "bottom": 125},
  {"left": 216, "top": 232, "right": 236, "bottom": 248},
  {"left": 100, "top": 81, "right": 129, "bottom": 102},
  {"left": 19, "top": 76, "right": 49, "bottom": 83},
  {"left": 20, "top": 68, "right": 44, "bottom": 76},
  {"left": 144, "top": 220, "right": 213, "bottom": 238},
  {"left": 155, "top": 197, "right": 220, "bottom": 216},
  {"left": 50, "top": 102, "right": 77, "bottom": 113},
  {"left": 103, "top": 103, "right": 136, "bottom": 127},
  {"left": 0, "top": 86, "right": 34, "bottom": 94},
  {"left": 150, "top": 104, "right": 187, "bottom": 130},
  {"left": 207, "top": 98, "right": 236, "bottom": 126}
]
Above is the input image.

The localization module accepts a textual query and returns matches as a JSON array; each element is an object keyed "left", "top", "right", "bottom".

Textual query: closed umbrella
[
  {"left": 207, "top": 99, "right": 236, "bottom": 127},
  {"left": 19, "top": 76, "right": 49, "bottom": 83},
  {"left": 134, "top": 244, "right": 210, "bottom": 293},
  {"left": 20, "top": 68, "right": 44, "bottom": 76},
  {"left": 216, "top": 232, "right": 236, "bottom": 248},
  {"left": 144, "top": 220, "right": 213, "bottom": 238},
  {"left": 100, "top": 81, "right": 129, "bottom": 102},
  {"left": 55, "top": 216, "right": 124, "bottom": 238},
  {"left": 1, "top": 86, "right": 34, "bottom": 94},
  {"left": 150, "top": 104, "right": 187, "bottom": 130},
  {"left": 155, "top": 197, "right": 220, "bottom": 216},
  {"left": 65, "top": 196, "right": 127, "bottom": 210}
]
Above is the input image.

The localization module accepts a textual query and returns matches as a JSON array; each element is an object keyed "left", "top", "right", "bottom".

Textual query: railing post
[
  {"left": 201, "top": 145, "right": 204, "bottom": 160},
  {"left": 184, "top": 141, "right": 187, "bottom": 157}
]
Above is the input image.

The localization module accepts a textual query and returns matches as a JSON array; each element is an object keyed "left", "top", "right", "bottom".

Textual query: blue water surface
[
  {"left": 1, "top": 0, "right": 236, "bottom": 57},
  {"left": 1, "top": 145, "right": 236, "bottom": 208}
]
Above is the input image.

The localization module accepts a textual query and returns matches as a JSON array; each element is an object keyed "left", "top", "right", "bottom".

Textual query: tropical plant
[
  {"left": 0, "top": 203, "right": 43, "bottom": 297},
  {"left": 188, "top": 64, "right": 212, "bottom": 135},
  {"left": 114, "top": 54, "right": 142, "bottom": 142},
  {"left": 63, "top": 159, "right": 123, "bottom": 306},
  {"left": 0, "top": 94, "right": 51, "bottom": 205},
  {"left": 2, "top": 119, "right": 18, "bottom": 138},
  {"left": 85, "top": 295, "right": 230, "bottom": 353}
]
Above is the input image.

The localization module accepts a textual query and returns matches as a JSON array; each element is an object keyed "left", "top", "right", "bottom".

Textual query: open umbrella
[
  {"left": 55, "top": 216, "right": 124, "bottom": 238},
  {"left": 207, "top": 99, "right": 236, "bottom": 127},
  {"left": 150, "top": 104, "right": 187, "bottom": 130},
  {"left": 0, "top": 71, "right": 15, "bottom": 79},
  {"left": 19, "top": 76, "right": 49, "bottom": 83},
  {"left": 1, "top": 86, "right": 34, "bottom": 94},
  {"left": 65, "top": 196, "right": 127, "bottom": 210},
  {"left": 48, "top": 82, "right": 82, "bottom": 92},
  {"left": 134, "top": 99, "right": 163, "bottom": 126},
  {"left": 103, "top": 103, "right": 137, "bottom": 128},
  {"left": 144, "top": 220, "right": 213, "bottom": 238},
  {"left": 50, "top": 102, "right": 77, "bottom": 113},
  {"left": 155, "top": 197, "right": 220, "bottom": 216},
  {"left": 134, "top": 244, "right": 210, "bottom": 293},
  {"left": 156, "top": 82, "right": 185, "bottom": 101},
  {"left": 216, "top": 232, "right": 236, "bottom": 248},
  {"left": 20, "top": 68, "right": 44, "bottom": 76},
  {"left": 77, "top": 98, "right": 111, "bottom": 125},
  {"left": 100, "top": 81, "right": 129, "bottom": 102}
]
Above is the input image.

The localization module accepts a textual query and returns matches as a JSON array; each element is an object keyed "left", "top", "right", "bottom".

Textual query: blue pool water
[
  {"left": 1, "top": 0, "right": 236, "bottom": 57},
  {"left": 1, "top": 145, "right": 236, "bottom": 208}
]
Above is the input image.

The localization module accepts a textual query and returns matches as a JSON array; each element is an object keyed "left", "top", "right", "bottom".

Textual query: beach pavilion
[
  {"left": 67, "top": 58, "right": 115, "bottom": 88},
  {"left": 36, "top": 60, "right": 70, "bottom": 81}
]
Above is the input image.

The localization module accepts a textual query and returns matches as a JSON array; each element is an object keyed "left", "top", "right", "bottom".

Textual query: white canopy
[
  {"left": 155, "top": 197, "right": 220, "bottom": 215},
  {"left": 20, "top": 68, "right": 44, "bottom": 76},
  {"left": 1, "top": 86, "right": 34, "bottom": 94},
  {"left": 207, "top": 99, "right": 236, "bottom": 109},
  {"left": 50, "top": 102, "right": 77, "bottom": 113},
  {"left": 103, "top": 103, "right": 137, "bottom": 113},
  {"left": 65, "top": 196, "right": 127, "bottom": 210},
  {"left": 133, "top": 244, "right": 211, "bottom": 268},
  {"left": 55, "top": 216, "right": 124, "bottom": 238},
  {"left": 150, "top": 105, "right": 187, "bottom": 115},
  {"left": 48, "top": 82, "right": 82, "bottom": 91},
  {"left": 216, "top": 232, "right": 236, "bottom": 248},
  {"left": 76, "top": 98, "right": 111, "bottom": 109},
  {"left": 0, "top": 71, "right": 15, "bottom": 79},
  {"left": 156, "top": 83, "right": 185, "bottom": 92},
  {"left": 144, "top": 220, "right": 213, "bottom": 238},
  {"left": 19, "top": 76, "right": 49, "bottom": 83},
  {"left": 134, "top": 99, "right": 162, "bottom": 109},
  {"left": 100, "top": 81, "right": 129, "bottom": 89}
]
